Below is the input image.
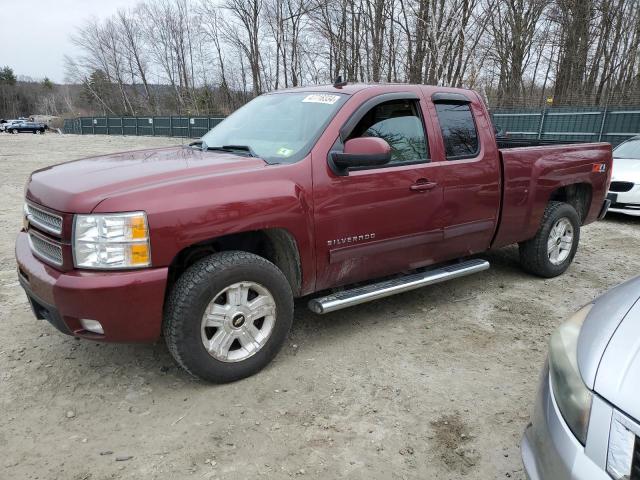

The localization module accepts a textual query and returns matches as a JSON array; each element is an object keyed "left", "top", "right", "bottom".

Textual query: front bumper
[
  {"left": 608, "top": 206, "right": 640, "bottom": 217},
  {"left": 521, "top": 365, "right": 609, "bottom": 480},
  {"left": 607, "top": 189, "right": 640, "bottom": 216},
  {"left": 15, "top": 231, "right": 168, "bottom": 342}
]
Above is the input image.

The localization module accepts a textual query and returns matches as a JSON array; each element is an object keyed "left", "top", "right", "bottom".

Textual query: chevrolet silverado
[{"left": 16, "top": 83, "right": 612, "bottom": 382}]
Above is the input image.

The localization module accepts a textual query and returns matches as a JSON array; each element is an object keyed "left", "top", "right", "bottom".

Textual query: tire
[
  {"left": 164, "top": 251, "right": 294, "bottom": 383},
  {"left": 519, "top": 201, "right": 581, "bottom": 278},
  {"left": 11, "top": 129, "right": 17, "bottom": 134}
]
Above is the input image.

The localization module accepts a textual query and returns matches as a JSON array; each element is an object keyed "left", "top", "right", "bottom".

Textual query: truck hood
[
  {"left": 612, "top": 157, "right": 640, "bottom": 184},
  {"left": 577, "top": 275, "right": 640, "bottom": 390},
  {"left": 26, "top": 146, "right": 268, "bottom": 213},
  {"left": 594, "top": 294, "right": 640, "bottom": 422}
]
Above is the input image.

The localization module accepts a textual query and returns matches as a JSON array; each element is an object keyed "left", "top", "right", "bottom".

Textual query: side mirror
[{"left": 330, "top": 137, "right": 391, "bottom": 175}]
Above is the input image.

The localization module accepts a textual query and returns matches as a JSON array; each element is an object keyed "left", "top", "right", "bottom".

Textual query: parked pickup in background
[{"left": 16, "top": 83, "right": 612, "bottom": 382}]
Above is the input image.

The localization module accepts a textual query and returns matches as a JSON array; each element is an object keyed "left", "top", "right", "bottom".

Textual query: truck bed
[{"left": 491, "top": 142, "right": 612, "bottom": 249}]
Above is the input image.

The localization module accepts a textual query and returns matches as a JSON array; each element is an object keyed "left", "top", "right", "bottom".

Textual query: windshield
[
  {"left": 613, "top": 139, "right": 640, "bottom": 160},
  {"left": 201, "top": 92, "right": 347, "bottom": 163}
]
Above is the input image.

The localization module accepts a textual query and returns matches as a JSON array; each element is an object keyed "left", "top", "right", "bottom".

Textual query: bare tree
[{"left": 52, "top": 0, "right": 640, "bottom": 118}]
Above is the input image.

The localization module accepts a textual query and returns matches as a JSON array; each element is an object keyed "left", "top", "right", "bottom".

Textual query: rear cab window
[{"left": 434, "top": 102, "right": 479, "bottom": 160}]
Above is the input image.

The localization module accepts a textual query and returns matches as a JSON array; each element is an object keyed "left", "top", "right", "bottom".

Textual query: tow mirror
[{"left": 330, "top": 137, "right": 391, "bottom": 175}]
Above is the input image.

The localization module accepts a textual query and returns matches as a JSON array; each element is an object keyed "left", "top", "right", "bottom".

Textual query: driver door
[{"left": 312, "top": 91, "right": 448, "bottom": 290}]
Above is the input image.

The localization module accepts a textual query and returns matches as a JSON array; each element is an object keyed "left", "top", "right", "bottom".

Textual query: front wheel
[
  {"left": 519, "top": 201, "right": 581, "bottom": 278},
  {"left": 164, "top": 251, "right": 294, "bottom": 383}
]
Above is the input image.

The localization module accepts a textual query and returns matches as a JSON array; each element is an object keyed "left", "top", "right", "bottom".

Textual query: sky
[{"left": 0, "top": 0, "right": 138, "bottom": 83}]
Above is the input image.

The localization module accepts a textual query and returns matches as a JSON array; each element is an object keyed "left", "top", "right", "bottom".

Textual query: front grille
[
  {"left": 610, "top": 181, "right": 635, "bottom": 193},
  {"left": 26, "top": 203, "right": 63, "bottom": 235},
  {"left": 28, "top": 232, "right": 63, "bottom": 266},
  {"left": 632, "top": 436, "right": 640, "bottom": 480}
]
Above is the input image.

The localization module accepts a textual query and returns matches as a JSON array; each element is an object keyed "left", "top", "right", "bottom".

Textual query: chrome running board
[{"left": 308, "top": 259, "right": 489, "bottom": 314}]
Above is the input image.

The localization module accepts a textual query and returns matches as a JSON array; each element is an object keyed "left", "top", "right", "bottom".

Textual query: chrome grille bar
[
  {"left": 28, "top": 232, "right": 63, "bottom": 266},
  {"left": 26, "top": 203, "right": 63, "bottom": 235}
]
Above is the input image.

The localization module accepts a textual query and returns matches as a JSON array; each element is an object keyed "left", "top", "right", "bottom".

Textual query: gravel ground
[{"left": 1, "top": 133, "right": 639, "bottom": 480}]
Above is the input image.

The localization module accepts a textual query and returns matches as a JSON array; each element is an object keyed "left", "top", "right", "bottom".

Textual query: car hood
[
  {"left": 594, "top": 297, "right": 640, "bottom": 421},
  {"left": 577, "top": 276, "right": 640, "bottom": 420},
  {"left": 578, "top": 276, "right": 640, "bottom": 389},
  {"left": 612, "top": 157, "right": 640, "bottom": 183},
  {"left": 26, "top": 145, "right": 268, "bottom": 213}
]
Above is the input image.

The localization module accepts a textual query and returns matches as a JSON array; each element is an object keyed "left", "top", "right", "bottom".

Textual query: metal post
[
  {"left": 106, "top": 116, "right": 109, "bottom": 136},
  {"left": 169, "top": 116, "right": 173, "bottom": 137},
  {"left": 135, "top": 117, "right": 139, "bottom": 136},
  {"left": 598, "top": 107, "right": 608, "bottom": 142},
  {"left": 152, "top": 117, "right": 155, "bottom": 136},
  {"left": 537, "top": 109, "right": 546, "bottom": 140}
]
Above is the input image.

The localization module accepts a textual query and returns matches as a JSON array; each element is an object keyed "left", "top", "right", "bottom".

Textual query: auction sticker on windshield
[
  {"left": 276, "top": 147, "right": 294, "bottom": 157},
  {"left": 302, "top": 94, "right": 341, "bottom": 105}
]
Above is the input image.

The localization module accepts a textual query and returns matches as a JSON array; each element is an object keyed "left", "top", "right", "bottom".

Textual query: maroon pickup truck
[{"left": 16, "top": 83, "right": 612, "bottom": 382}]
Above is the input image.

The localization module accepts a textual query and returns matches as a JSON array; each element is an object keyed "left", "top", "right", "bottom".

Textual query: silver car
[
  {"left": 608, "top": 136, "right": 640, "bottom": 216},
  {"left": 522, "top": 276, "right": 640, "bottom": 479}
]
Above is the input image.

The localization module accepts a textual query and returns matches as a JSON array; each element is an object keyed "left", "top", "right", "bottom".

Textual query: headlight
[
  {"left": 73, "top": 211, "right": 151, "bottom": 269},
  {"left": 548, "top": 304, "right": 593, "bottom": 445}
]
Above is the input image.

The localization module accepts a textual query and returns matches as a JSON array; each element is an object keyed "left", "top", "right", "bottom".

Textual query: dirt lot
[{"left": 1, "top": 133, "right": 639, "bottom": 480}]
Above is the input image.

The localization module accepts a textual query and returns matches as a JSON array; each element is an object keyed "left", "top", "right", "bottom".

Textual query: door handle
[{"left": 410, "top": 181, "right": 438, "bottom": 192}]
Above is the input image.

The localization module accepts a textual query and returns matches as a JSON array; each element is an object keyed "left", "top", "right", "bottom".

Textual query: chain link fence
[{"left": 63, "top": 107, "right": 640, "bottom": 147}]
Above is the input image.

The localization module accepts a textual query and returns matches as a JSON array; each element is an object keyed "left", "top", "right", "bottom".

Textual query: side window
[
  {"left": 347, "top": 100, "right": 429, "bottom": 165},
  {"left": 435, "top": 103, "right": 479, "bottom": 159}
]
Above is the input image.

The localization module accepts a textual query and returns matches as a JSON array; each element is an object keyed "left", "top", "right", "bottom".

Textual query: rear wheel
[
  {"left": 164, "top": 251, "right": 294, "bottom": 383},
  {"left": 519, "top": 201, "right": 580, "bottom": 278}
]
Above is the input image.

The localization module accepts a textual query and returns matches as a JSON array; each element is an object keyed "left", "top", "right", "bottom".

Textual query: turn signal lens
[
  {"left": 129, "top": 243, "right": 150, "bottom": 266},
  {"left": 130, "top": 215, "right": 147, "bottom": 240}
]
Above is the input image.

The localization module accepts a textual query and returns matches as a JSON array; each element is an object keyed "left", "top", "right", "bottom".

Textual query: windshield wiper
[{"left": 204, "top": 144, "right": 256, "bottom": 157}]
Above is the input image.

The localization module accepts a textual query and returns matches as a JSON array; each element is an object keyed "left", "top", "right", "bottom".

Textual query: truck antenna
[{"left": 333, "top": 76, "right": 347, "bottom": 89}]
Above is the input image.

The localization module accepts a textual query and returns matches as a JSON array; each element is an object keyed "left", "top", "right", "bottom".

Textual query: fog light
[{"left": 80, "top": 319, "right": 104, "bottom": 335}]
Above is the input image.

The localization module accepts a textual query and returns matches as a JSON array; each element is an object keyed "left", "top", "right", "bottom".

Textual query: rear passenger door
[{"left": 428, "top": 92, "right": 501, "bottom": 257}]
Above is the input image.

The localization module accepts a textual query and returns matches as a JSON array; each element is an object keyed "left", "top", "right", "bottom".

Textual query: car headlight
[
  {"left": 548, "top": 303, "right": 593, "bottom": 445},
  {"left": 73, "top": 211, "right": 151, "bottom": 269}
]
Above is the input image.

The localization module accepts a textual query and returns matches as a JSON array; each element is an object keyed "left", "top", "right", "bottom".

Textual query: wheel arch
[
  {"left": 167, "top": 228, "right": 303, "bottom": 297},
  {"left": 548, "top": 182, "right": 592, "bottom": 224}
]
